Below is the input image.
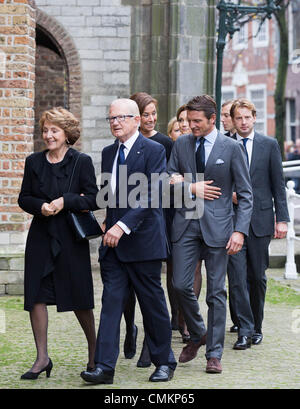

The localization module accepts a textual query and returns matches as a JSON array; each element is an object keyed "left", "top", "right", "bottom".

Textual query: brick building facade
[
  {"left": 0, "top": 0, "right": 216, "bottom": 294},
  {"left": 221, "top": 2, "right": 300, "bottom": 144}
]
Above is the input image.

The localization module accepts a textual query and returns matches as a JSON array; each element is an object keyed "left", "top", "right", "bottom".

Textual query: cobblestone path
[{"left": 0, "top": 267, "right": 299, "bottom": 390}]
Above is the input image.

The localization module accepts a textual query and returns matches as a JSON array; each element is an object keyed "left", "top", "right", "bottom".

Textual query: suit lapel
[
  {"left": 249, "top": 132, "right": 264, "bottom": 176},
  {"left": 205, "top": 132, "right": 226, "bottom": 174},
  {"left": 125, "top": 133, "right": 144, "bottom": 175},
  {"left": 186, "top": 134, "right": 197, "bottom": 176},
  {"left": 104, "top": 140, "right": 118, "bottom": 173}
]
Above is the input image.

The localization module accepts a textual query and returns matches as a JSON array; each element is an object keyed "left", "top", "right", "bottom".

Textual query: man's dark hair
[{"left": 186, "top": 95, "right": 217, "bottom": 120}]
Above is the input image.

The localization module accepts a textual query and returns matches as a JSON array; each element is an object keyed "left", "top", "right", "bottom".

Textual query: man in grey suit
[
  {"left": 228, "top": 98, "right": 289, "bottom": 348},
  {"left": 168, "top": 95, "right": 253, "bottom": 373}
]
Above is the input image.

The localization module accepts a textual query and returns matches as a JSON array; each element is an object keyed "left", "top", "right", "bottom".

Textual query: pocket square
[{"left": 215, "top": 159, "right": 224, "bottom": 164}]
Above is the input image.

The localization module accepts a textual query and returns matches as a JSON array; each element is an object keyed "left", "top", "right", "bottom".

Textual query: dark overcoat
[{"left": 18, "top": 148, "right": 99, "bottom": 312}]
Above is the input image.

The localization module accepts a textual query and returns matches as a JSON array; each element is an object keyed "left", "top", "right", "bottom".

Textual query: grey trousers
[{"left": 172, "top": 219, "right": 228, "bottom": 360}]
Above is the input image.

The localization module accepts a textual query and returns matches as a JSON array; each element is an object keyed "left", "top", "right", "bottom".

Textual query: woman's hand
[
  {"left": 41, "top": 202, "right": 55, "bottom": 217},
  {"left": 80, "top": 193, "right": 89, "bottom": 213},
  {"left": 49, "top": 197, "right": 64, "bottom": 215},
  {"left": 190, "top": 180, "right": 222, "bottom": 200}
]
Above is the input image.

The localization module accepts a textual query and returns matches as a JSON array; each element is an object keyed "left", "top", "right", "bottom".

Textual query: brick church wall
[
  {"left": 0, "top": 0, "right": 36, "bottom": 294},
  {"left": 0, "top": 0, "right": 35, "bottom": 252}
]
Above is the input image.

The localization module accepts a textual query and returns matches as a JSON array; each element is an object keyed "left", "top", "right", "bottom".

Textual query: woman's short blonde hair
[
  {"left": 39, "top": 107, "right": 80, "bottom": 145},
  {"left": 167, "top": 116, "right": 178, "bottom": 138}
]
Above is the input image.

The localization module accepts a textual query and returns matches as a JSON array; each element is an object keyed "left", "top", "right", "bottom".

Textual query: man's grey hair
[{"left": 110, "top": 98, "right": 140, "bottom": 117}]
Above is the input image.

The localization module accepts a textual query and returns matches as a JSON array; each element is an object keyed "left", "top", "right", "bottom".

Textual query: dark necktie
[
  {"left": 116, "top": 143, "right": 125, "bottom": 189},
  {"left": 196, "top": 137, "right": 205, "bottom": 174},
  {"left": 242, "top": 138, "right": 249, "bottom": 166}
]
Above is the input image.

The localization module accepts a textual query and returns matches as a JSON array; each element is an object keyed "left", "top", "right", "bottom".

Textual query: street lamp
[{"left": 215, "top": 0, "right": 280, "bottom": 129}]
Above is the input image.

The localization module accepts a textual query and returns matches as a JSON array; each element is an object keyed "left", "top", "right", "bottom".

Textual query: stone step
[
  {"left": 0, "top": 270, "right": 24, "bottom": 285},
  {"left": 0, "top": 254, "right": 24, "bottom": 271},
  {"left": 0, "top": 254, "right": 24, "bottom": 295}
]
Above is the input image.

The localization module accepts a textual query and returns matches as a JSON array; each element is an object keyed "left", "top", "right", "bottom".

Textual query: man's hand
[
  {"left": 274, "top": 222, "right": 288, "bottom": 239},
  {"left": 169, "top": 173, "right": 184, "bottom": 184},
  {"left": 232, "top": 192, "right": 238, "bottom": 205},
  {"left": 190, "top": 180, "right": 222, "bottom": 200},
  {"left": 103, "top": 224, "right": 124, "bottom": 247},
  {"left": 226, "top": 232, "right": 244, "bottom": 255}
]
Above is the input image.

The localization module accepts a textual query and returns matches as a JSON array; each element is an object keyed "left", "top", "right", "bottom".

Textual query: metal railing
[{"left": 282, "top": 160, "right": 300, "bottom": 279}]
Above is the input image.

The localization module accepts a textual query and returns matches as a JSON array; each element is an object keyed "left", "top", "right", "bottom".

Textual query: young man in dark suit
[
  {"left": 229, "top": 98, "right": 289, "bottom": 348},
  {"left": 221, "top": 99, "right": 240, "bottom": 334},
  {"left": 221, "top": 99, "right": 236, "bottom": 138},
  {"left": 81, "top": 98, "right": 176, "bottom": 384}
]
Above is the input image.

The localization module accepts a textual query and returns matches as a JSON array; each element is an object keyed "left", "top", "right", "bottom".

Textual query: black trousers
[
  {"left": 227, "top": 247, "right": 254, "bottom": 337},
  {"left": 95, "top": 248, "right": 176, "bottom": 371},
  {"left": 246, "top": 226, "right": 271, "bottom": 332},
  {"left": 228, "top": 225, "right": 271, "bottom": 334}
]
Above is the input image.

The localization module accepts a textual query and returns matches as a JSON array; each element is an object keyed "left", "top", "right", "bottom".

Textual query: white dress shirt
[
  {"left": 188, "top": 127, "right": 218, "bottom": 197},
  {"left": 195, "top": 127, "right": 218, "bottom": 163},
  {"left": 112, "top": 130, "right": 139, "bottom": 235},
  {"left": 235, "top": 130, "right": 255, "bottom": 165}
]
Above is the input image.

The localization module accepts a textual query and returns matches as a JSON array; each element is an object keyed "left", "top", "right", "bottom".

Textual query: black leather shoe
[
  {"left": 252, "top": 332, "right": 263, "bottom": 345},
  {"left": 149, "top": 365, "right": 174, "bottom": 382},
  {"left": 124, "top": 324, "right": 138, "bottom": 359},
  {"left": 80, "top": 367, "right": 114, "bottom": 384},
  {"left": 233, "top": 336, "right": 251, "bottom": 350},
  {"left": 230, "top": 325, "right": 239, "bottom": 333}
]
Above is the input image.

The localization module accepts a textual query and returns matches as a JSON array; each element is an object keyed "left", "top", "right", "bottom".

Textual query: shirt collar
[
  {"left": 236, "top": 130, "right": 255, "bottom": 141},
  {"left": 197, "top": 127, "right": 218, "bottom": 144},
  {"left": 119, "top": 130, "right": 139, "bottom": 151}
]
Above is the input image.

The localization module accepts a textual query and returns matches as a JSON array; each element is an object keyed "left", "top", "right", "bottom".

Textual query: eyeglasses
[{"left": 105, "top": 115, "right": 135, "bottom": 124}]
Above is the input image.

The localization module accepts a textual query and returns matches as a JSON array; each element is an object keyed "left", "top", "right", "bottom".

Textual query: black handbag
[{"left": 66, "top": 153, "right": 103, "bottom": 241}]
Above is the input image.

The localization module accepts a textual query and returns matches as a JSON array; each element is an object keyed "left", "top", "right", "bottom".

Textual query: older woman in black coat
[{"left": 18, "top": 107, "right": 98, "bottom": 380}]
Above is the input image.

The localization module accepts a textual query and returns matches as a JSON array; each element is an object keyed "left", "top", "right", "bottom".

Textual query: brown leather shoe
[
  {"left": 206, "top": 358, "right": 222, "bottom": 374},
  {"left": 178, "top": 334, "right": 206, "bottom": 363}
]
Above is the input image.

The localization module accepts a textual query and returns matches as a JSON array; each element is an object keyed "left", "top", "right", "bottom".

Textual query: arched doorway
[
  {"left": 34, "top": 9, "right": 82, "bottom": 152},
  {"left": 34, "top": 25, "right": 68, "bottom": 152}
]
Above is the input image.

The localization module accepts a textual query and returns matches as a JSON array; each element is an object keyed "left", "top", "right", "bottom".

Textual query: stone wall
[
  {"left": 35, "top": 0, "right": 131, "bottom": 176},
  {"left": 0, "top": 0, "right": 36, "bottom": 294},
  {"left": 130, "top": 0, "right": 216, "bottom": 132}
]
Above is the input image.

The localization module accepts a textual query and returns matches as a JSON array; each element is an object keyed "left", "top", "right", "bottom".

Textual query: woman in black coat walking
[{"left": 18, "top": 107, "right": 98, "bottom": 379}]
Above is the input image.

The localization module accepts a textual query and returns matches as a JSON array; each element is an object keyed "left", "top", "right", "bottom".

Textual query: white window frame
[
  {"left": 232, "top": 22, "right": 248, "bottom": 50},
  {"left": 286, "top": 99, "right": 297, "bottom": 142},
  {"left": 221, "top": 86, "right": 236, "bottom": 105},
  {"left": 252, "top": 18, "right": 269, "bottom": 48},
  {"left": 247, "top": 84, "right": 267, "bottom": 135}
]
